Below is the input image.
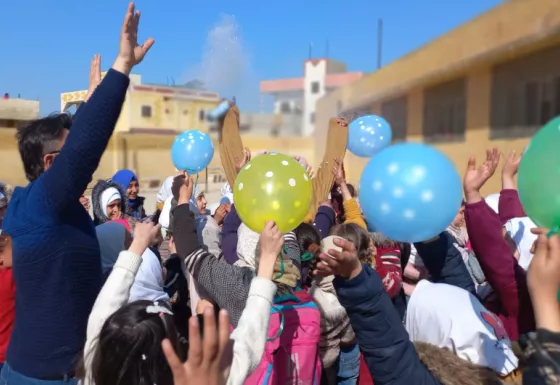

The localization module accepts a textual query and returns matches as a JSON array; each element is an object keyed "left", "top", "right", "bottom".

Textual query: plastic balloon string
[
  {"left": 273, "top": 247, "right": 288, "bottom": 280},
  {"left": 301, "top": 251, "right": 314, "bottom": 262},
  {"left": 547, "top": 226, "right": 559, "bottom": 238},
  {"left": 267, "top": 307, "right": 285, "bottom": 341},
  {"left": 193, "top": 174, "right": 200, "bottom": 197}
]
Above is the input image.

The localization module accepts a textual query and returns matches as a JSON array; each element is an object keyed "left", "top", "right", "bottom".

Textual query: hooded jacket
[{"left": 92, "top": 179, "right": 128, "bottom": 226}]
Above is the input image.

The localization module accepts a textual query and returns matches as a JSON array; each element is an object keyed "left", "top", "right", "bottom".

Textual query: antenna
[
  {"left": 308, "top": 42, "right": 313, "bottom": 60},
  {"left": 325, "top": 39, "right": 330, "bottom": 59},
  {"left": 171, "top": 77, "right": 176, "bottom": 86}
]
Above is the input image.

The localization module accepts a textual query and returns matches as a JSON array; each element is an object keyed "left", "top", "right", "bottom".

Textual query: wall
[
  {"left": 125, "top": 90, "right": 219, "bottom": 133},
  {"left": 303, "top": 60, "right": 328, "bottom": 136},
  {"left": 340, "top": 65, "right": 530, "bottom": 197}
]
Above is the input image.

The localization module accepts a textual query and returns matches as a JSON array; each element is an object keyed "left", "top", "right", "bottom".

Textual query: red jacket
[
  {"left": 0, "top": 268, "right": 15, "bottom": 363},
  {"left": 464, "top": 191, "right": 535, "bottom": 340}
]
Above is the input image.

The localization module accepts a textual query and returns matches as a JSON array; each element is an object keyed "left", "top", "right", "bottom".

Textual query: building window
[
  {"left": 280, "top": 102, "right": 291, "bottom": 113},
  {"left": 381, "top": 96, "right": 408, "bottom": 141},
  {"left": 490, "top": 44, "right": 560, "bottom": 139},
  {"left": 423, "top": 78, "right": 466, "bottom": 143},
  {"left": 311, "top": 81, "right": 320, "bottom": 94},
  {"left": 141, "top": 105, "right": 152, "bottom": 118},
  {"left": 310, "top": 112, "right": 315, "bottom": 124},
  {"left": 199, "top": 109, "right": 205, "bottom": 121}
]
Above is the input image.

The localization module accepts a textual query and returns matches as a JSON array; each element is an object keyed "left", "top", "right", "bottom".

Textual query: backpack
[{"left": 244, "top": 290, "right": 322, "bottom": 385}]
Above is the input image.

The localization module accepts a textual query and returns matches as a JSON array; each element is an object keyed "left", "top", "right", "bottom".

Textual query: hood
[
  {"left": 406, "top": 280, "right": 518, "bottom": 377},
  {"left": 504, "top": 217, "right": 537, "bottom": 270},
  {"left": 92, "top": 179, "right": 128, "bottom": 224}
]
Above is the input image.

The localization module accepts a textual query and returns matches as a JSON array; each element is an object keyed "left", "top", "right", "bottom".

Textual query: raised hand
[
  {"left": 258, "top": 221, "right": 283, "bottom": 279},
  {"left": 113, "top": 2, "right": 155, "bottom": 75},
  {"left": 502, "top": 150, "right": 522, "bottom": 190},
  {"left": 172, "top": 171, "right": 194, "bottom": 205},
  {"left": 234, "top": 148, "right": 251, "bottom": 174},
  {"left": 162, "top": 308, "right": 232, "bottom": 385},
  {"left": 313, "top": 237, "right": 362, "bottom": 279},
  {"left": 333, "top": 157, "right": 345, "bottom": 186},
  {"left": 527, "top": 228, "right": 560, "bottom": 332},
  {"left": 129, "top": 221, "right": 161, "bottom": 256},
  {"left": 85, "top": 54, "right": 102, "bottom": 101},
  {"left": 463, "top": 148, "right": 500, "bottom": 203}
]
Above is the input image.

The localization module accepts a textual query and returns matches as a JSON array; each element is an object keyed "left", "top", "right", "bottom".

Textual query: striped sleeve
[{"left": 184, "top": 248, "right": 253, "bottom": 326}]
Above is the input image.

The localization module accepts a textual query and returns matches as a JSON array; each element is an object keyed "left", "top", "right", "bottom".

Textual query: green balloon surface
[{"left": 518, "top": 116, "right": 560, "bottom": 229}]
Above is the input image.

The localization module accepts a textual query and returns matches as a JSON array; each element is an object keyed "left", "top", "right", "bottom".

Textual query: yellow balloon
[{"left": 234, "top": 153, "right": 312, "bottom": 233}]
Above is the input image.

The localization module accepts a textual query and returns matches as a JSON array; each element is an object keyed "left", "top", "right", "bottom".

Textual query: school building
[{"left": 315, "top": 0, "right": 560, "bottom": 194}]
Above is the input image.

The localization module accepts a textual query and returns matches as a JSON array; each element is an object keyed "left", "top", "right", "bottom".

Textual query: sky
[{"left": 0, "top": 0, "right": 504, "bottom": 116}]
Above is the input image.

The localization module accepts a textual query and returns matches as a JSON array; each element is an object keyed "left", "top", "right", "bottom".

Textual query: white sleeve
[
  {"left": 408, "top": 244, "right": 424, "bottom": 267},
  {"left": 83, "top": 250, "right": 143, "bottom": 385},
  {"left": 226, "top": 276, "right": 276, "bottom": 385}
]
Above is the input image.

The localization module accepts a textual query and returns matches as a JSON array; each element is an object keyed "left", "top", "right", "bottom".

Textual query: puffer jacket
[{"left": 91, "top": 179, "right": 128, "bottom": 226}]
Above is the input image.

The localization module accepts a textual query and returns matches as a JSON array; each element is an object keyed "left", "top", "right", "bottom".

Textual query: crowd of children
[{"left": 1, "top": 3, "right": 560, "bottom": 385}]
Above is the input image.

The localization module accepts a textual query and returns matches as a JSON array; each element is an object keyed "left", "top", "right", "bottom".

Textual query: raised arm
[
  {"left": 499, "top": 150, "right": 526, "bottom": 224},
  {"left": 34, "top": 3, "right": 154, "bottom": 215}
]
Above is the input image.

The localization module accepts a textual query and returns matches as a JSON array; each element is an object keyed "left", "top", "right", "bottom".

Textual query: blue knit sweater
[{"left": 2, "top": 69, "right": 129, "bottom": 378}]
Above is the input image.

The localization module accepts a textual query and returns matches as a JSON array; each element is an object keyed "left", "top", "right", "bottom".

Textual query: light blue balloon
[
  {"left": 348, "top": 115, "right": 392, "bottom": 158},
  {"left": 359, "top": 143, "right": 462, "bottom": 243},
  {"left": 171, "top": 130, "right": 214, "bottom": 174}
]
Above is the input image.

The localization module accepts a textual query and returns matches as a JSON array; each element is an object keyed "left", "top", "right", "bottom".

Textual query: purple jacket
[
  {"left": 464, "top": 199, "right": 535, "bottom": 340},
  {"left": 222, "top": 204, "right": 242, "bottom": 264}
]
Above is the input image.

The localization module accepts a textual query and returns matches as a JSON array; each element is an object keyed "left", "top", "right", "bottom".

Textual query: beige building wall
[{"left": 315, "top": 0, "right": 560, "bottom": 197}]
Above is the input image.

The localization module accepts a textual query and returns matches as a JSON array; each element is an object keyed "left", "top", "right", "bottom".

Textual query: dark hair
[
  {"left": 90, "top": 300, "right": 185, "bottom": 385},
  {"left": 17, "top": 113, "right": 72, "bottom": 181},
  {"left": 330, "top": 223, "right": 372, "bottom": 265},
  {"left": 346, "top": 184, "right": 356, "bottom": 198},
  {"left": 294, "top": 223, "right": 321, "bottom": 286}
]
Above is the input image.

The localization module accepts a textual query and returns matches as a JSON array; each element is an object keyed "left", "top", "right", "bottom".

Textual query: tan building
[
  {"left": 1, "top": 76, "right": 316, "bottom": 190},
  {"left": 0, "top": 98, "right": 40, "bottom": 184},
  {"left": 315, "top": 0, "right": 560, "bottom": 195}
]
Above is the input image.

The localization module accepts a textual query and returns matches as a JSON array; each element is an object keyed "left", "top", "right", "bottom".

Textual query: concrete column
[
  {"left": 465, "top": 68, "right": 492, "bottom": 141},
  {"left": 406, "top": 87, "right": 424, "bottom": 141}
]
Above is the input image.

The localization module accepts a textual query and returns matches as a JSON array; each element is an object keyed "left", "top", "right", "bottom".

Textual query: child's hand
[
  {"left": 258, "top": 221, "right": 283, "bottom": 279},
  {"left": 314, "top": 237, "right": 362, "bottom": 279},
  {"left": 129, "top": 221, "right": 161, "bottom": 256},
  {"left": 528, "top": 228, "right": 560, "bottom": 332},
  {"left": 463, "top": 148, "right": 500, "bottom": 204},
  {"left": 162, "top": 307, "right": 232, "bottom": 385}
]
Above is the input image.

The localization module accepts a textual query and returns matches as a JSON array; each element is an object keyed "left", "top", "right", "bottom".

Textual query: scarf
[
  {"left": 447, "top": 224, "right": 469, "bottom": 262},
  {"left": 129, "top": 248, "right": 169, "bottom": 303},
  {"left": 100, "top": 188, "right": 121, "bottom": 216},
  {"left": 504, "top": 217, "right": 537, "bottom": 271},
  {"left": 273, "top": 251, "right": 301, "bottom": 288},
  {"left": 157, "top": 176, "right": 174, "bottom": 209},
  {"left": 112, "top": 169, "right": 138, "bottom": 208}
]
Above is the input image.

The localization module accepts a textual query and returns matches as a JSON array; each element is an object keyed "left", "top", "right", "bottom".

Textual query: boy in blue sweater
[{"left": 0, "top": 3, "right": 154, "bottom": 384}]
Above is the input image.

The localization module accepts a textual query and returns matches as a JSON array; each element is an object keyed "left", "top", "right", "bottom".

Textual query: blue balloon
[
  {"left": 348, "top": 115, "right": 392, "bottom": 158},
  {"left": 359, "top": 143, "right": 462, "bottom": 243},
  {"left": 171, "top": 130, "right": 214, "bottom": 174}
]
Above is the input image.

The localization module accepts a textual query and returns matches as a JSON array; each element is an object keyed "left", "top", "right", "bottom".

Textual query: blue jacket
[
  {"left": 414, "top": 232, "right": 476, "bottom": 296},
  {"left": 334, "top": 265, "right": 441, "bottom": 385},
  {"left": 2, "top": 69, "right": 129, "bottom": 378}
]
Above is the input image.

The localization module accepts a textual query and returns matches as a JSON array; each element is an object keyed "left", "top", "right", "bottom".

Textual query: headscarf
[
  {"left": 96, "top": 222, "right": 128, "bottom": 279},
  {"left": 129, "top": 248, "right": 169, "bottom": 303},
  {"left": 235, "top": 223, "right": 260, "bottom": 269},
  {"left": 112, "top": 169, "right": 138, "bottom": 208},
  {"left": 484, "top": 194, "right": 500, "bottom": 214},
  {"left": 504, "top": 217, "right": 537, "bottom": 270},
  {"left": 157, "top": 176, "right": 174, "bottom": 210},
  {"left": 100, "top": 188, "right": 121, "bottom": 216}
]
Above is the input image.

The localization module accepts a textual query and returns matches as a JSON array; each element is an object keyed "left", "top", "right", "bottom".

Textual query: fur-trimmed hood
[
  {"left": 0, "top": 181, "right": 13, "bottom": 203},
  {"left": 92, "top": 179, "right": 128, "bottom": 225}
]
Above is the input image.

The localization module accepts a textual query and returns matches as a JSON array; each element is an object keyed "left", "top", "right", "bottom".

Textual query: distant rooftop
[{"left": 0, "top": 98, "right": 40, "bottom": 121}]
